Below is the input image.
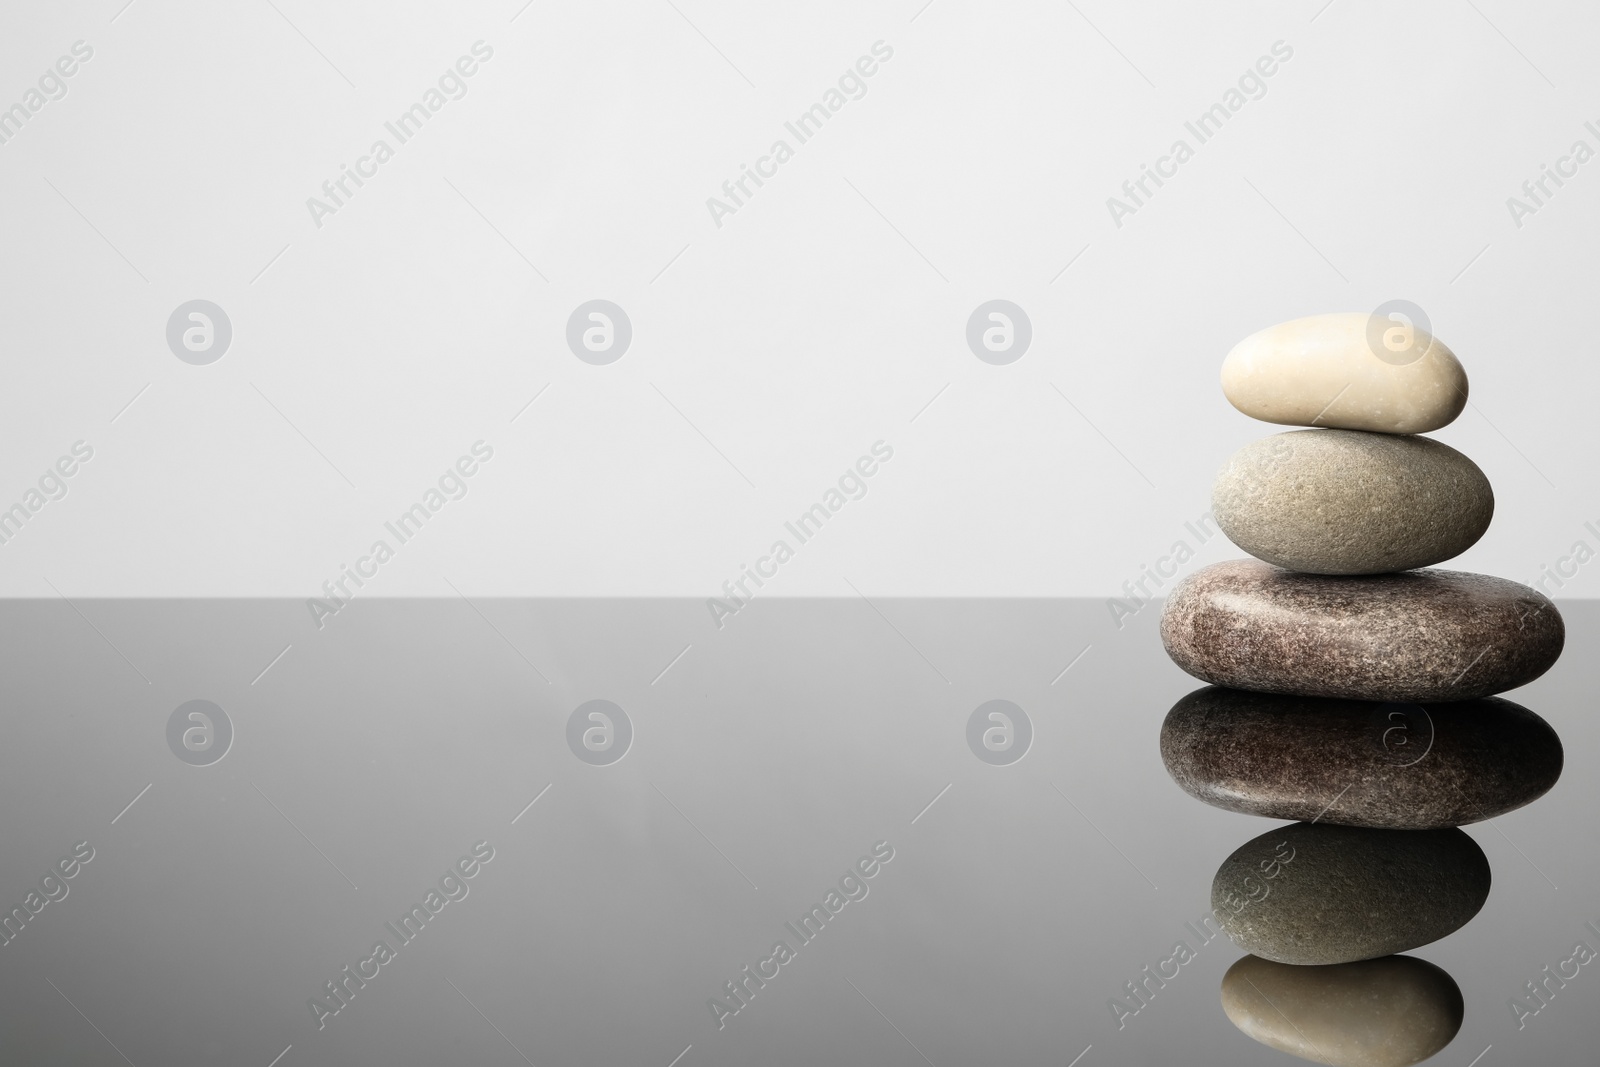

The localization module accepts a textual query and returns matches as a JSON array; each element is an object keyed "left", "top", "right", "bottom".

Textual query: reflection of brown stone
[
  {"left": 1221, "top": 954, "right": 1463, "bottom": 1067},
  {"left": 1211, "top": 823, "right": 1490, "bottom": 965},
  {"left": 1161, "top": 687, "right": 1562, "bottom": 829},
  {"left": 1160, "top": 559, "right": 1564, "bottom": 702},
  {"left": 1213, "top": 430, "right": 1493, "bottom": 575}
]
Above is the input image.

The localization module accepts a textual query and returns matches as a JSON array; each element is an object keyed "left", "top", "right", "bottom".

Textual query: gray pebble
[{"left": 1213, "top": 429, "right": 1492, "bottom": 574}]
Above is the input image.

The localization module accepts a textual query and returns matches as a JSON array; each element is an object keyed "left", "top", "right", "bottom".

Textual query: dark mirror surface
[{"left": 1, "top": 598, "right": 1593, "bottom": 1065}]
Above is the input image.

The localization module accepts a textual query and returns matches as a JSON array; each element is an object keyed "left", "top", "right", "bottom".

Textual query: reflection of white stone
[{"left": 1224, "top": 954, "right": 1463, "bottom": 1066}]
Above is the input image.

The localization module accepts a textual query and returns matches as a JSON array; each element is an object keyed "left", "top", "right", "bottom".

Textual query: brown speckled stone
[
  {"left": 1211, "top": 823, "right": 1490, "bottom": 965},
  {"left": 1221, "top": 954, "right": 1464, "bottom": 1067},
  {"left": 1161, "top": 560, "right": 1563, "bottom": 702},
  {"left": 1212, "top": 430, "right": 1493, "bottom": 575},
  {"left": 1162, "top": 687, "right": 1562, "bottom": 829}
]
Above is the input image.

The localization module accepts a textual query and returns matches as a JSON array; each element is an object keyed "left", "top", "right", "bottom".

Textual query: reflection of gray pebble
[
  {"left": 567, "top": 699, "right": 632, "bottom": 765},
  {"left": 965, "top": 700, "right": 1031, "bottom": 765},
  {"left": 166, "top": 700, "right": 233, "bottom": 766},
  {"left": 1212, "top": 822, "right": 1490, "bottom": 965},
  {"left": 1222, "top": 953, "right": 1463, "bottom": 1067},
  {"left": 166, "top": 300, "right": 232, "bottom": 365},
  {"left": 1161, "top": 687, "right": 1562, "bottom": 828},
  {"left": 1212, "top": 430, "right": 1493, "bottom": 574}
]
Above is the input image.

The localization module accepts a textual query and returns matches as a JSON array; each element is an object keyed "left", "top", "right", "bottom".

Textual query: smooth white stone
[{"left": 1222, "top": 313, "right": 1468, "bottom": 433}]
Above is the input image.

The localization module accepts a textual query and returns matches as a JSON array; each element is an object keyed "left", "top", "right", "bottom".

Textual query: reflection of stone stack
[{"left": 1158, "top": 313, "right": 1566, "bottom": 1067}]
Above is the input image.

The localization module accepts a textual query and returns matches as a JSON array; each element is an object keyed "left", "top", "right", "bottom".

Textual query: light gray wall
[{"left": 1, "top": 0, "right": 1594, "bottom": 598}]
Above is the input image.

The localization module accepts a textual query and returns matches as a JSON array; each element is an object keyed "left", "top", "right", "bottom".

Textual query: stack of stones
[{"left": 1158, "top": 313, "right": 1566, "bottom": 1067}]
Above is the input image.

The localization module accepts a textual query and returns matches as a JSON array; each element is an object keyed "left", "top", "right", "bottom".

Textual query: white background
[{"left": 1, "top": 0, "right": 1595, "bottom": 599}]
